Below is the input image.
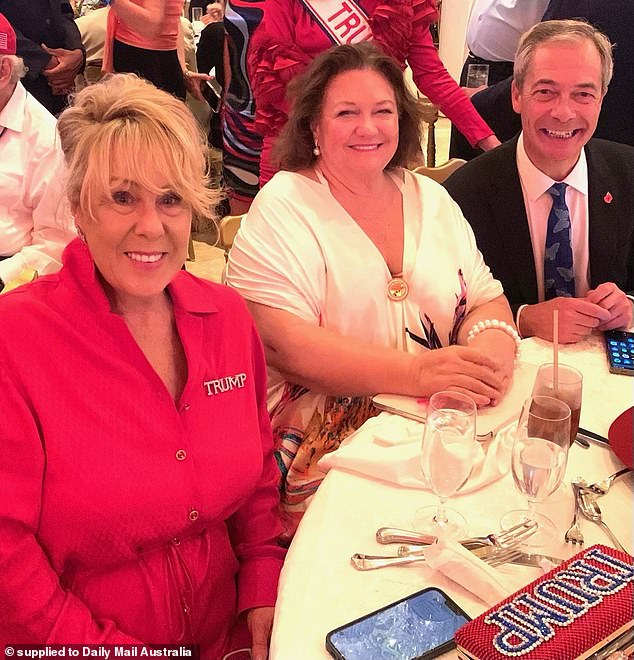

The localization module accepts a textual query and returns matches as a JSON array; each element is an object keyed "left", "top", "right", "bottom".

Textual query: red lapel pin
[{"left": 604, "top": 192, "right": 613, "bottom": 204}]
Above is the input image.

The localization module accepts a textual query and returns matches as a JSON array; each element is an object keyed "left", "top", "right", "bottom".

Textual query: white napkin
[
  {"left": 318, "top": 412, "right": 513, "bottom": 494},
  {"left": 425, "top": 536, "right": 514, "bottom": 606}
]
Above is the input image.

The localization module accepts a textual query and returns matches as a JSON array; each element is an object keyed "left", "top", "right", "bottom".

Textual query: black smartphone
[
  {"left": 604, "top": 329, "right": 634, "bottom": 375},
  {"left": 325, "top": 587, "right": 471, "bottom": 660}
]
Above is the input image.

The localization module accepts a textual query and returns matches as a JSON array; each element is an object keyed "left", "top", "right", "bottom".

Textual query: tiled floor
[{"left": 186, "top": 117, "right": 452, "bottom": 284}]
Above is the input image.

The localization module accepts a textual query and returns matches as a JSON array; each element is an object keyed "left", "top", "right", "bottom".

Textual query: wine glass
[
  {"left": 412, "top": 391, "right": 477, "bottom": 538},
  {"left": 501, "top": 395, "right": 571, "bottom": 547}
]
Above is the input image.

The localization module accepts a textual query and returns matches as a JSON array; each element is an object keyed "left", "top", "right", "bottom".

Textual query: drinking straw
[{"left": 553, "top": 309, "right": 559, "bottom": 393}]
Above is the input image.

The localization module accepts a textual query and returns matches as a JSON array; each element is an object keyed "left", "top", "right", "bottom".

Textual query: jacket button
[
  {"left": 189, "top": 509, "right": 199, "bottom": 522},
  {"left": 175, "top": 449, "right": 187, "bottom": 461}
]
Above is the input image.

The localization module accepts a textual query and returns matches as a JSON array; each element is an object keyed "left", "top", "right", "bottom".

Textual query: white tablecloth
[{"left": 270, "top": 334, "right": 634, "bottom": 659}]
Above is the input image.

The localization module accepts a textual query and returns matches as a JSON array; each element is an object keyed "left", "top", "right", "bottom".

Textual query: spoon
[{"left": 578, "top": 489, "right": 627, "bottom": 553}]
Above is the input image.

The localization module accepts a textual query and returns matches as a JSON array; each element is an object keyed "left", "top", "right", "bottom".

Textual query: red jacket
[{"left": 0, "top": 239, "right": 285, "bottom": 656}]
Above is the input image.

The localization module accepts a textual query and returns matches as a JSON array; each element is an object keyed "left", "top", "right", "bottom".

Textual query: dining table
[{"left": 269, "top": 333, "right": 634, "bottom": 659}]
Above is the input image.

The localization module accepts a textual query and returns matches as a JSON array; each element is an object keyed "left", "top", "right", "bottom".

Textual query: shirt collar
[
  {"left": 61, "top": 238, "right": 219, "bottom": 315},
  {"left": 0, "top": 82, "right": 27, "bottom": 134},
  {"left": 517, "top": 132, "right": 588, "bottom": 201},
  {"left": 168, "top": 271, "right": 219, "bottom": 315}
]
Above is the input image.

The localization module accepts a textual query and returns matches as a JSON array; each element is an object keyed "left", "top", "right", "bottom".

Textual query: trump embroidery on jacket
[{"left": 203, "top": 373, "right": 247, "bottom": 396}]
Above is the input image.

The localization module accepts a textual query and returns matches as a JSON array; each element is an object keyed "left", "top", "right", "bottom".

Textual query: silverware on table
[
  {"left": 577, "top": 427, "right": 610, "bottom": 446},
  {"left": 585, "top": 467, "right": 632, "bottom": 496},
  {"left": 375, "top": 527, "right": 437, "bottom": 545},
  {"left": 375, "top": 519, "right": 537, "bottom": 548},
  {"left": 574, "top": 435, "right": 591, "bottom": 449},
  {"left": 394, "top": 544, "right": 563, "bottom": 568},
  {"left": 354, "top": 520, "right": 539, "bottom": 571},
  {"left": 565, "top": 479, "right": 586, "bottom": 547},
  {"left": 578, "top": 488, "right": 627, "bottom": 553},
  {"left": 591, "top": 626, "right": 634, "bottom": 660},
  {"left": 351, "top": 543, "right": 525, "bottom": 571}
]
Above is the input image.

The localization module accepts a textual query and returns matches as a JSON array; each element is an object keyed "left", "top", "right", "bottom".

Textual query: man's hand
[
  {"left": 519, "top": 297, "right": 611, "bottom": 343},
  {"left": 43, "top": 55, "right": 60, "bottom": 70},
  {"left": 41, "top": 45, "right": 83, "bottom": 93},
  {"left": 586, "top": 282, "right": 633, "bottom": 331},
  {"left": 247, "top": 606, "right": 274, "bottom": 660}
]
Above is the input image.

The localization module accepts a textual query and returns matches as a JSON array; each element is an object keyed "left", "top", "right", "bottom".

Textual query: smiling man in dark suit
[
  {"left": 543, "top": 0, "right": 634, "bottom": 148},
  {"left": 0, "top": 0, "right": 85, "bottom": 115},
  {"left": 445, "top": 20, "right": 634, "bottom": 344}
]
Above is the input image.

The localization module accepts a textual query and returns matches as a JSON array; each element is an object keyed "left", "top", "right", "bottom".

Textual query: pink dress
[{"left": 249, "top": 0, "right": 495, "bottom": 184}]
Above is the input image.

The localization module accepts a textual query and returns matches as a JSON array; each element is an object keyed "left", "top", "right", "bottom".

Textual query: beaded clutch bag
[{"left": 455, "top": 545, "right": 633, "bottom": 660}]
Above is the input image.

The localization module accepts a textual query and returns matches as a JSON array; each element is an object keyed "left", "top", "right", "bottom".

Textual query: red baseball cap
[{"left": 0, "top": 12, "right": 17, "bottom": 56}]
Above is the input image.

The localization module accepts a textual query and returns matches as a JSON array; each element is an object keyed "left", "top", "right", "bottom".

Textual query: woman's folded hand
[{"left": 411, "top": 344, "right": 509, "bottom": 407}]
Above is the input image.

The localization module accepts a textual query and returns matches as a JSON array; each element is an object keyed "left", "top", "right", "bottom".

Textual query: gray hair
[
  {"left": 514, "top": 20, "right": 613, "bottom": 94},
  {"left": 0, "top": 54, "right": 28, "bottom": 83}
]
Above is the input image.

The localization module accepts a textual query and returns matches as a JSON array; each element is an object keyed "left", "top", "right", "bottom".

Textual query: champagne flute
[
  {"left": 412, "top": 391, "right": 477, "bottom": 538},
  {"left": 501, "top": 395, "right": 571, "bottom": 547}
]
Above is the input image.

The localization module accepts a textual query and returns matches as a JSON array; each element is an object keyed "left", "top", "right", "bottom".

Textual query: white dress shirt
[
  {"left": 0, "top": 82, "right": 75, "bottom": 285},
  {"left": 467, "top": 0, "right": 551, "bottom": 62},
  {"left": 516, "top": 132, "right": 590, "bottom": 304}
]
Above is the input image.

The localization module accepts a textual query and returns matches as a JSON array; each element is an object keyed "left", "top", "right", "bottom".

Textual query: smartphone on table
[
  {"left": 604, "top": 329, "right": 634, "bottom": 375},
  {"left": 325, "top": 587, "right": 471, "bottom": 660}
]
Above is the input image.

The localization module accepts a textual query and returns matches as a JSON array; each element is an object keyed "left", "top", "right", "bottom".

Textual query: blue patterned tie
[{"left": 544, "top": 182, "right": 575, "bottom": 300}]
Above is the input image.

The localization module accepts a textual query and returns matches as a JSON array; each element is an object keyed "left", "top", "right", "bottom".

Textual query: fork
[
  {"left": 396, "top": 520, "right": 538, "bottom": 557},
  {"left": 564, "top": 480, "right": 586, "bottom": 547},
  {"left": 585, "top": 468, "right": 632, "bottom": 496},
  {"left": 578, "top": 488, "right": 627, "bottom": 553},
  {"left": 376, "top": 519, "right": 537, "bottom": 549},
  {"left": 351, "top": 544, "right": 525, "bottom": 571}
]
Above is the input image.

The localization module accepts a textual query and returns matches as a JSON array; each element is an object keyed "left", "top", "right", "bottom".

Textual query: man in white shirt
[
  {"left": 462, "top": 0, "right": 550, "bottom": 86},
  {"left": 0, "top": 13, "right": 75, "bottom": 292},
  {"left": 446, "top": 20, "right": 634, "bottom": 344}
]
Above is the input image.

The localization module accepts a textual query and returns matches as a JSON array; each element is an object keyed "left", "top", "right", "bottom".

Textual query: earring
[
  {"left": 313, "top": 142, "right": 321, "bottom": 157},
  {"left": 76, "top": 226, "right": 86, "bottom": 242}
]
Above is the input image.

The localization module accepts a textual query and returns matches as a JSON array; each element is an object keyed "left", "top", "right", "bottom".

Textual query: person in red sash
[{"left": 249, "top": 0, "right": 501, "bottom": 186}]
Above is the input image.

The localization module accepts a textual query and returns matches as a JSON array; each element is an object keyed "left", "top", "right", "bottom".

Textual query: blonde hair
[
  {"left": 514, "top": 20, "right": 613, "bottom": 94},
  {"left": 57, "top": 73, "right": 219, "bottom": 224}
]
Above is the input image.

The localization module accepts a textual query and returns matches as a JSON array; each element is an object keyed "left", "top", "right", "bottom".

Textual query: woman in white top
[{"left": 226, "top": 42, "right": 518, "bottom": 539}]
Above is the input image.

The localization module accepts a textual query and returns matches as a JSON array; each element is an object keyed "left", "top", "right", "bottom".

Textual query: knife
[
  {"left": 577, "top": 427, "right": 610, "bottom": 446},
  {"left": 352, "top": 545, "right": 563, "bottom": 571},
  {"left": 505, "top": 551, "right": 563, "bottom": 568},
  {"left": 397, "top": 544, "right": 563, "bottom": 569}
]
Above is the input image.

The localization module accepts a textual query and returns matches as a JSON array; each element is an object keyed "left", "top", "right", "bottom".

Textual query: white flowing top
[{"left": 226, "top": 168, "right": 503, "bottom": 535}]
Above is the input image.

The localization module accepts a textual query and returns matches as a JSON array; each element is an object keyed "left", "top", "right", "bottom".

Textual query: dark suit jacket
[
  {"left": 444, "top": 136, "right": 634, "bottom": 311},
  {"left": 543, "top": 0, "right": 634, "bottom": 147},
  {"left": 0, "top": 0, "right": 85, "bottom": 115}
]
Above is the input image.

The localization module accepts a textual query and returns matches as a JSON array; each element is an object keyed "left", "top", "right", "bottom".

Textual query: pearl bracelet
[{"left": 467, "top": 319, "right": 522, "bottom": 354}]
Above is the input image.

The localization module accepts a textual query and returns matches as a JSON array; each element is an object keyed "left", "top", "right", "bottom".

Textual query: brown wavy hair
[{"left": 274, "top": 42, "right": 423, "bottom": 172}]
